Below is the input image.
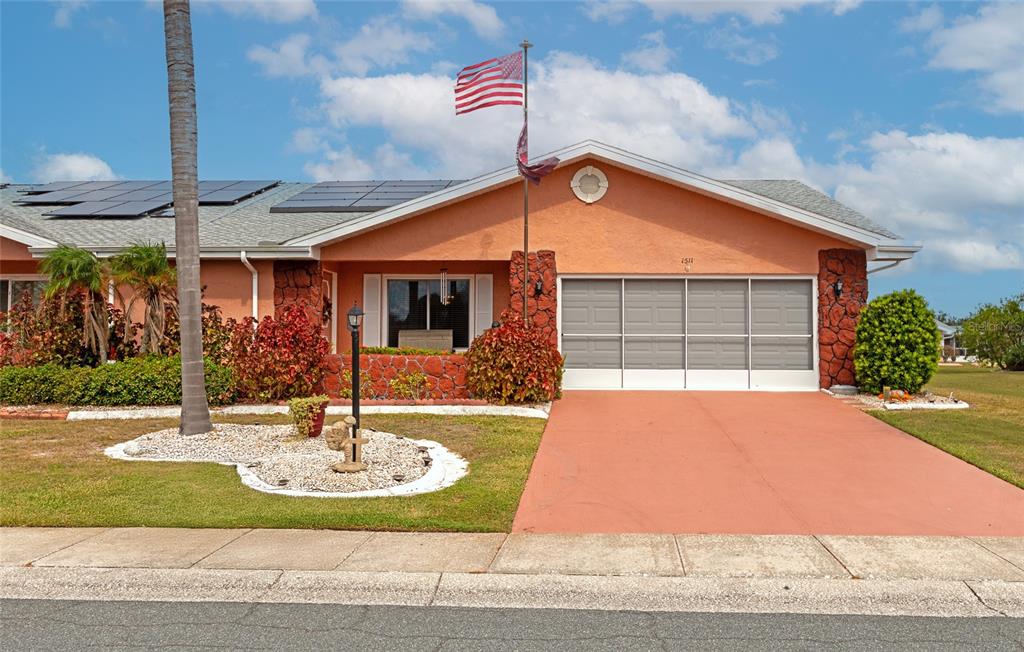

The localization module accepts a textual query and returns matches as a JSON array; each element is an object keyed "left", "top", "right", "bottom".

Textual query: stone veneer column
[
  {"left": 509, "top": 250, "right": 558, "bottom": 346},
  {"left": 817, "top": 248, "right": 867, "bottom": 388},
  {"left": 273, "top": 260, "right": 323, "bottom": 324}
]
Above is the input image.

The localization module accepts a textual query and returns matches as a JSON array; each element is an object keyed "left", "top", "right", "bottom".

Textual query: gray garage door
[{"left": 560, "top": 278, "right": 816, "bottom": 390}]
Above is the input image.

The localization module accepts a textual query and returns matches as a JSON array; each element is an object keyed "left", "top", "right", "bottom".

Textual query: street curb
[{"left": 2, "top": 566, "right": 1019, "bottom": 618}]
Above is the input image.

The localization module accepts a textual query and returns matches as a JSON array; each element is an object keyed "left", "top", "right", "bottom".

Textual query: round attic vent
[{"left": 571, "top": 166, "right": 608, "bottom": 204}]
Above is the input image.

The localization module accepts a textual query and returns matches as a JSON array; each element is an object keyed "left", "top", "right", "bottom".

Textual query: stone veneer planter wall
[
  {"left": 818, "top": 248, "right": 867, "bottom": 389},
  {"left": 321, "top": 353, "right": 470, "bottom": 400},
  {"left": 274, "top": 260, "right": 323, "bottom": 323},
  {"left": 509, "top": 250, "right": 558, "bottom": 346}
]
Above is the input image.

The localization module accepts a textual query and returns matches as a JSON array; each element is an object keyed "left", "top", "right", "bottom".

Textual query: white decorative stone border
[
  {"left": 881, "top": 401, "right": 970, "bottom": 411},
  {"left": 104, "top": 437, "right": 468, "bottom": 499},
  {"left": 69, "top": 403, "right": 550, "bottom": 421}
]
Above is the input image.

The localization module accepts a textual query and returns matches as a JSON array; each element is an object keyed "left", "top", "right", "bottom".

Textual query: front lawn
[
  {"left": 871, "top": 365, "right": 1024, "bottom": 489},
  {"left": 0, "top": 413, "right": 545, "bottom": 531}
]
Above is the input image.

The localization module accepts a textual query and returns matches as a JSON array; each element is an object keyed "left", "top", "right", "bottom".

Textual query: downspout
[
  {"left": 867, "top": 261, "right": 900, "bottom": 275},
  {"left": 239, "top": 251, "right": 258, "bottom": 322}
]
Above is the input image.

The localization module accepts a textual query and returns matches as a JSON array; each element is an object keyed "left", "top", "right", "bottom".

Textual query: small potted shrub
[{"left": 288, "top": 394, "right": 330, "bottom": 438}]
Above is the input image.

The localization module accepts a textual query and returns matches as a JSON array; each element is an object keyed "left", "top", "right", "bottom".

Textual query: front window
[
  {"left": 1, "top": 279, "right": 46, "bottom": 313},
  {"left": 386, "top": 278, "right": 470, "bottom": 348}
]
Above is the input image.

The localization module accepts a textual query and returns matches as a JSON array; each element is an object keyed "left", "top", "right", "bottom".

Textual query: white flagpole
[{"left": 521, "top": 38, "right": 532, "bottom": 326}]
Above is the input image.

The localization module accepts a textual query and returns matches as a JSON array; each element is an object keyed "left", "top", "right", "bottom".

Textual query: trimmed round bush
[
  {"left": 465, "top": 310, "right": 563, "bottom": 405},
  {"left": 854, "top": 290, "right": 940, "bottom": 394}
]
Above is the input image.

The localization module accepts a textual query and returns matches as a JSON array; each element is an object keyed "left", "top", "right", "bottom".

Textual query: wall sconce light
[
  {"left": 833, "top": 279, "right": 844, "bottom": 299},
  {"left": 533, "top": 278, "right": 544, "bottom": 297}
]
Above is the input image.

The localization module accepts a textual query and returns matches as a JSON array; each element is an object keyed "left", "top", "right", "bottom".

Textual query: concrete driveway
[{"left": 512, "top": 392, "right": 1024, "bottom": 535}]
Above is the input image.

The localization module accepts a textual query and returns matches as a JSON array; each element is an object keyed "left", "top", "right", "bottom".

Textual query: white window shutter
[
  {"left": 362, "top": 274, "right": 382, "bottom": 347},
  {"left": 474, "top": 274, "right": 493, "bottom": 339}
]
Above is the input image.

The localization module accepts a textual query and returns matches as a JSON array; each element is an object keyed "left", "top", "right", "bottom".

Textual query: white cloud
[
  {"left": 304, "top": 143, "right": 426, "bottom": 181},
  {"left": 247, "top": 33, "right": 329, "bottom": 78},
  {"left": 831, "top": 130, "right": 1024, "bottom": 271},
  {"left": 31, "top": 152, "right": 118, "bottom": 183},
  {"left": 311, "top": 51, "right": 753, "bottom": 178},
  {"left": 919, "top": 3, "right": 1024, "bottom": 114},
  {"left": 53, "top": 1, "right": 88, "bottom": 28},
  {"left": 706, "top": 21, "right": 779, "bottom": 65},
  {"left": 621, "top": 31, "right": 675, "bottom": 72},
  {"left": 899, "top": 4, "right": 943, "bottom": 33},
  {"left": 0, "top": 168, "right": 13, "bottom": 184},
  {"left": 288, "top": 127, "right": 326, "bottom": 154},
  {"left": 207, "top": 0, "right": 317, "bottom": 23},
  {"left": 640, "top": 1, "right": 860, "bottom": 26},
  {"left": 402, "top": 0, "right": 504, "bottom": 40},
  {"left": 333, "top": 17, "right": 433, "bottom": 76},
  {"left": 583, "top": 0, "right": 635, "bottom": 25}
]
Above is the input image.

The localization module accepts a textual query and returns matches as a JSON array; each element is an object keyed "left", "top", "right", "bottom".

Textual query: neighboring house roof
[
  {"left": 0, "top": 140, "right": 913, "bottom": 260},
  {"left": 935, "top": 319, "right": 958, "bottom": 336}
]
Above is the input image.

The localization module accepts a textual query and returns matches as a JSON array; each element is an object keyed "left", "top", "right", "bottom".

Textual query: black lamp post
[{"left": 347, "top": 303, "right": 364, "bottom": 431}]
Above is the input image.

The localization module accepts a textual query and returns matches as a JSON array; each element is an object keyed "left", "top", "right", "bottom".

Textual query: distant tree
[
  {"left": 39, "top": 245, "right": 111, "bottom": 364},
  {"left": 934, "top": 310, "right": 964, "bottom": 327},
  {"left": 960, "top": 293, "right": 1024, "bottom": 370},
  {"left": 163, "top": 0, "right": 212, "bottom": 435},
  {"left": 110, "top": 242, "right": 177, "bottom": 355}
]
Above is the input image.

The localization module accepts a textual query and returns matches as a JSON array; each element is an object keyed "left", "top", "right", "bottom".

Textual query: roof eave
[{"left": 27, "top": 244, "right": 317, "bottom": 260}]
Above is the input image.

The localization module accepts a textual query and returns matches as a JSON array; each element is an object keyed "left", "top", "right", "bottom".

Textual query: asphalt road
[{"left": 2, "top": 599, "right": 1022, "bottom": 651}]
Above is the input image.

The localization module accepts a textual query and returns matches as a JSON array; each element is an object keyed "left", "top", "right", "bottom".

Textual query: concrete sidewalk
[{"left": 2, "top": 527, "right": 1022, "bottom": 617}]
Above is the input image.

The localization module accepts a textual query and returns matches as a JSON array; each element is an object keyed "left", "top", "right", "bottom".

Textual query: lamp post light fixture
[
  {"left": 347, "top": 303, "right": 364, "bottom": 432},
  {"left": 833, "top": 279, "right": 844, "bottom": 299}
]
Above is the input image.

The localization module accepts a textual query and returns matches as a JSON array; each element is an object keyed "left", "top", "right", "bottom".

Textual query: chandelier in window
[{"left": 439, "top": 267, "right": 452, "bottom": 306}]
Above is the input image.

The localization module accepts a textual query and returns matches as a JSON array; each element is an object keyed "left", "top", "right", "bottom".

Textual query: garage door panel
[
  {"left": 751, "top": 280, "right": 812, "bottom": 335},
  {"left": 751, "top": 337, "right": 813, "bottom": 370},
  {"left": 625, "top": 337, "right": 685, "bottom": 369},
  {"left": 624, "top": 280, "right": 684, "bottom": 334},
  {"left": 562, "top": 336, "right": 622, "bottom": 369},
  {"left": 688, "top": 337, "right": 748, "bottom": 370},
  {"left": 562, "top": 280, "right": 621, "bottom": 335},
  {"left": 688, "top": 280, "right": 748, "bottom": 335}
]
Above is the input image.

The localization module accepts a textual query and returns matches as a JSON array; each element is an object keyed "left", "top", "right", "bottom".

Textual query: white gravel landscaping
[{"left": 104, "top": 424, "right": 469, "bottom": 498}]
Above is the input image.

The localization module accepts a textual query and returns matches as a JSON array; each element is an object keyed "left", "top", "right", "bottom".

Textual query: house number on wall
[{"left": 681, "top": 257, "right": 694, "bottom": 272}]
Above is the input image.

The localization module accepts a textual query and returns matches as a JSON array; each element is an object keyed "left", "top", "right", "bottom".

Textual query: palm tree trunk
[{"left": 163, "top": 0, "right": 211, "bottom": 435}]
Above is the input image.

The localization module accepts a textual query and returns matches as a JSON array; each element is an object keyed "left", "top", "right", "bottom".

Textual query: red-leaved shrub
[
  {"left": 1, "top": 292, "right": 96, "bottom": 367},
  {"left": 229, "top": 305, "right": 330, "bottom": 401},
  {"left": 465, "top": 310, "right": 563, "bottom": 404}
]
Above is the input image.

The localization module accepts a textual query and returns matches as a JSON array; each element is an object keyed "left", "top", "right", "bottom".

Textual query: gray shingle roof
[
  {"left": 1, "top": 175, "right": 898, "bottom": 250},
  {"left": 0, "top": 183, "right": 372, "bottom": 249},
  {"left": 721, "top": 179, "right": 899, "bottom": 239}
]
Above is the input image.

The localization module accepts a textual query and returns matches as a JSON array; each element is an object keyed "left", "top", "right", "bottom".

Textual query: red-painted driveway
[{"left": 513, "top": 392, "right": 1024, "bottom": 535}]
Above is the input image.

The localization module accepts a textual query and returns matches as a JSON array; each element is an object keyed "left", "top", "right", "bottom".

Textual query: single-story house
[{"left": 0, "top": 141, "right": 918, "bottom": 391}]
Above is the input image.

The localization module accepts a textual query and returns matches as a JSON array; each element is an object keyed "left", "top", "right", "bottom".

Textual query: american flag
[
  {"left": 517, "top": 123, "right": 559, "bottom": 185},
  {"left": 454, "top": 51, "right": 524, "bottom": 115}
]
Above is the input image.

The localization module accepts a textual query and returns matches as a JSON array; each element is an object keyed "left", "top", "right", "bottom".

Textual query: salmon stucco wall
[
  {"left": 0, "top": 237, "right": 39, "bottom": 275},
  {"left": 326, "top": 260, "right": 510, "bottom": 351},
  {"left": 320, "top": 159, "right": 860, "bottom": 275},
  {"left": 198, "top": 259, "right": 275, "bottom": 323}
]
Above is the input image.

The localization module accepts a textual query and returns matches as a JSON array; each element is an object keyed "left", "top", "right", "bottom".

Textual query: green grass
[
  {"left": 0, "top": 413, "right": 546, "bottom": 531},
  {"left": 871, "top": 365, "right": 1024, "bottom": 489}
]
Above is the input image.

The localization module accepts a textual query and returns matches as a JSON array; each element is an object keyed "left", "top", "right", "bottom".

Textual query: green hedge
[{"left": 0, "top": 356, "right": 235, "bottom": 406}]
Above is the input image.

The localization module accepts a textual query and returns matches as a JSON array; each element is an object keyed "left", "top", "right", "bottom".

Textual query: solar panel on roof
[
  {"left": 63, "top": 181, "right": 121, "bottom": 191},
  {"left": 16, "top": 190, "right": 94, "bottom": 204},
  {"left": 198, "top": 181, "right": 236, "bottom": 191},
  {"left": 44, "top": 201, "right": 127, "bottom": 217},
  {"left": 269, "top": 179, "right": 458, "bottom": 213},
  {"left": 65, "top": 189, "right": 134, "bottom": 202},
  {"left": 93, "top": 200, "right": 171, "bottom": 216},
  {"left": 108, "top": 190, "right": 171, "bottom": 202},
  {"left": 21, "top": 181, "right": 90, "bottom": 194}
]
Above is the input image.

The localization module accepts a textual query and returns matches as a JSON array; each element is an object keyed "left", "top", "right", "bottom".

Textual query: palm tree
[
  {"left": 110, "top": 242, "right": 177, "bottom": 355},
  {"left": 39, "top": 245, "right": 110, "bottom": 364},
  {"left": 163, "top": 0, "right": 211, "bottom": 435}
]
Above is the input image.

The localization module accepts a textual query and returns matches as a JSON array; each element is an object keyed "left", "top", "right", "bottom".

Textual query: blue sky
[{"left": 1, "top": 0, "right": 1021, "bottom": 317}]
